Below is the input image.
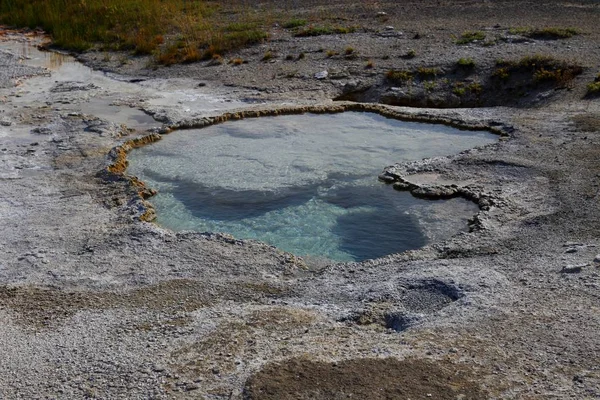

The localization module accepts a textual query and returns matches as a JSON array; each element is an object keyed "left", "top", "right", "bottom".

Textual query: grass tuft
[
  {"left": 417, "top": 67, "right": 438, "bottom": 79},
  {"left": 456, "top": 31, "right": 485, "bottom": 45},
  {"left": 457, "top": 58, "right": 475, "bottom": 69},
  {"left": 283, "top": 18, "right": 307, "bottom": 29},
  {"left": 509, "top": 27, "right": 579, "bottom": 40},
  {"left": 386, "top": 69, "right": 413, "bottom": 84}
]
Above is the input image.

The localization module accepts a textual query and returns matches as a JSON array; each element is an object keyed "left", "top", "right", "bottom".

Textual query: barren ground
[{"left": 1, "top": 1, "right": 600, "bottom": 399}]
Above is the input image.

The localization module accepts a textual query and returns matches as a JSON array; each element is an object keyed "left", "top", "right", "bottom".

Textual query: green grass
[
  {"left": 509, "top": 27, "right": 579, "bottom": 40},
  {"left": 0, "top": 0, "right": 269, "bottom": 63},
  {"left": 456, "top": 31, "right": 485, "bottom": 45},
  {"left": 283, "top": 18, "right": 307, "bottom": 29},
  {"left": 457, "top": 58, "right": 475, "bottom": 68}
]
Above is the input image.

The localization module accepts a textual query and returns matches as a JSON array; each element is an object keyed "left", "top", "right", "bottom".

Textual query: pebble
[
  {"left": 594, "top": 255, "right": 600, "bottom": 263},
  {"left": 314, "top": 71, "right": 328, "bottom": 80}
]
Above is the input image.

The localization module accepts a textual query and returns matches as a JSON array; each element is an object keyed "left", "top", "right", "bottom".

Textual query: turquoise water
[{"left": 127, "top": 112, "right": 497, "bottom": 262}]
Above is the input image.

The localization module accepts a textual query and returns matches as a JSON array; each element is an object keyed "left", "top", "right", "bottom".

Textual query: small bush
[
  {"left": 283, "top": 19, "right": 307, "bottom": 29},
  {"left": 326, "top": 50, "right": 338, "bottom": 58},
  {"left": 345, "top": 47, "right": 355, "bottom": 55},
  {"left": 417, "top": 67, "right": 438, "bottom": 79},
  {"left": 366, "top": 60, "right": 374, "bottom": 69},
  {"left": 456, "top": 31, "right": 485, "bottom": 45},
  {"left": 452, "top": 82, "right": 467, "bottom": 96},
  {"left": 404, "top": 49, "right": 416, "bottom": 59},
  {"left": 467, "top": 82, "right": 483, "bottom": 94},
  {"left": 386, "top": 69, "right": 413, "bottom": 83},
  {"left": 510, "top": 27, "right": 579, "bottom": 40},
  {"left": 587, "top": 82, "right": 600, "bottom": 95},
  {"left": 457, "top": 58, "right": 475, "bottom": 68},
  {"left": 230, "top": 58, "right": 244, "bottom": 66},
  {"left": 492, "top": 55, "right": 583, "bottom": 87},
  {"left": 285, "top": 54, "right": 295, "bottom": 61},
  {"left": 424, "top": 81, "right": 436, "bottom": 92},
  {"left": 262, "top": 51, "right": 273, "bottom": 61},
  {"left": 298, "top": 52, "right": 305, "bottom": 60},
  {"left": 492, "top": 67, "right": 510, "bottom": 80}
]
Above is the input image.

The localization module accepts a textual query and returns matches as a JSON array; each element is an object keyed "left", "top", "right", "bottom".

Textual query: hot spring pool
[{"left": 127, "top": 112, "right": 497, "bottom": 262}]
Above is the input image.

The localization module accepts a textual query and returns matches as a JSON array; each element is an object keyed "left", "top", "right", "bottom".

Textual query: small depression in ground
[{"left": 128, "top": 112, "right": 497, "bottom": 262}]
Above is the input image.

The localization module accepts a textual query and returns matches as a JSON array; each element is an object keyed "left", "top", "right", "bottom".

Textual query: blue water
[{"left": 127, "top": 112, "right": 497, "bottom": 262}]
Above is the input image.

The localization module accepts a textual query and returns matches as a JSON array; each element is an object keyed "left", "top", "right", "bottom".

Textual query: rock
[
  {"left": 593, "top": 254, "right": 600, "bottom": 263},
  {"left": 314, "top": 71, "right": 328, "bottom": 80},
  {"left": 31, "top": 127, "right": 52, "bottom": 135},
  {"left": 385, "top": 26, "right": 395, "bottom": 31},
  {"left": 184, "top": 383, "right": 199, "bottom": 391},
  {"left": 561, "top": 264, "right": 588, "bottom": 274},
  {"left": 0, "top": 117, "right": 13, "bottom": 126},
  {"left": 564, "top": 247, "right": 578, "bottom": 254},
  {"left": 376, "top": 11, "right": 387, "bottom": 16}
]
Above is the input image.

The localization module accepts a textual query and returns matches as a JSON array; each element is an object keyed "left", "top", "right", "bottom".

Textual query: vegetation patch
[
  {"left": 455, "top": 31, "right": 485, "bottom": 45},
  {"left": 403, "top": 49, "right": 416, "bottom": 59},
  {"left": 417, "top": 67, "right": 438, "bottom": 79},
  {"left": 386, "top": 69, "right": 413, "bottom": 84},
  {"left": 283, "top": 18, "right": 307, "bottom": 29},
  {"left": 0, "top": 0, "right": 270, "bottom": 64},
  {"left": 493, "top": 55, "right": 583, "bottom": 87},
  {"left": 294, "top": 25, "right": 357, "bottom": 37},
  {"left": 457, "top": 58, "right": 475, "bottom": 69},
  {"left": 587, "top": 73, "right": 600, "bottom": 96},
  {"left": 509, "top": 27, "right": 579, "bottom": 40}
]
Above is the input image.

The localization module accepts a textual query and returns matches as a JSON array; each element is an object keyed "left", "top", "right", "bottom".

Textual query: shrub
[
  {"left": 456, "top": 31, "right": 485, "bottom": 45},
  {"left": 510, "top": 27, "right": 579, "bottom": 40},
  {"left": 386, "top": 69, "right": 413, "bottom": 83},
  {"left": 366, "top": 60, "right": 374, "bottom": 69},
  {"left": 452, "top": 82, "right": 466, "bottom": 96},
  {"left": 457, "top": 58, "right": 475, "bottom": 68},
  {"left": 404, "top": 49, "right": 416, "bottom": 59},
  {"left": 283, "top": 19, "right": 307, "bottom": 29},
  {"left": 297, "top": 52, "right": 305, "bottom": 60},
  {"left": 345, "top": 47, "right": 355, "bottom": 55},
  {"left": 587, "top": 82, "right": 600, "bottom": 95},
  {"left": 467, "top": 82, "right": 483, "bottom": 94},
  {"left": 262, "top": 51, "right": 273, "bottom": 61},
  {"left": 417, "top": 67, "right": 438, "bottom": 79},
  {"left": 492, "top": 55, "right": 583, "bottom": 87}
]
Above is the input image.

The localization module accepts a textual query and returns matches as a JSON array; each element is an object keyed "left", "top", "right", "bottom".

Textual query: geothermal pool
[{"left": 128, "top": 112, "right": 497, "bottom": 262}]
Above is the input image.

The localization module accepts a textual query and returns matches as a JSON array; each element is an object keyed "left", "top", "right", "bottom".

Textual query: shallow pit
[{"left": 127, "top": 112, "right": 497, "bottom": 262}]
